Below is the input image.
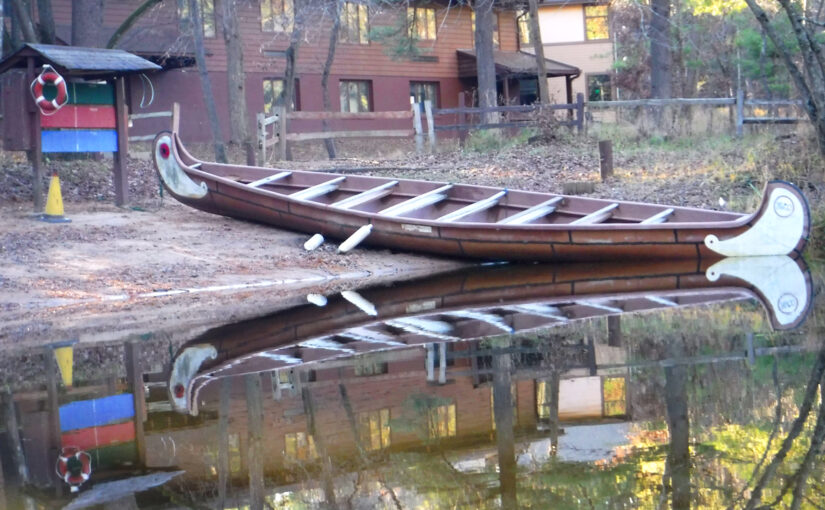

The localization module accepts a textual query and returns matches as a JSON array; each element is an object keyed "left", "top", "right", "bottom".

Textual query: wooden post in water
[
  {"left": 245, "top": 374, "right": 264, "bottom": 510},
  {"left": 218, "top": 378, "right": 231, "bottom": 509},
  {"left": 598, "top": 140, "right": 613, "bottom": 181},
  {"left": 125, "top": 342, "right": 146, "bottom": 466},
  {"left": 45, "top": 352, "right": 61, "bottom": 488},
  {"left": 2, "top": 392, "right": 28, "bottom": 484},
  {"left": 492, "top": 343, "right": 517, "bottom": 510}
]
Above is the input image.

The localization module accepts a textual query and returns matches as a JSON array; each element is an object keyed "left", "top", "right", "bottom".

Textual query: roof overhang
[
  {"left": 0, "top": 43, "right": 161, "bottom": 78},
  {"left": 457, "top": 49, "right": 581, "bottom": 79}
]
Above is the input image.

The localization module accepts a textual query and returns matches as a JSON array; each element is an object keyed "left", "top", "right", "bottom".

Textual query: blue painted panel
[
  {"left": 42, "top": 129, "right": 118, "bottom": 153},
  {"left": 59, "top": 393, "right": 134, "bottom": 432}
]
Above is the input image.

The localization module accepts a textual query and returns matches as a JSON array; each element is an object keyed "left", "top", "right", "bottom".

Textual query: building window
[
  {"left": 354, "top": 354, "right": 387, "bottom": 376},
  {"left": 407, "top": 7, "right": 437, "bottom": 40},
  {"left": 410, "top": 81, "right": 439, "bottom": 109},
  {"left": 341, "top": 2, "right": 369, "bottom": 44},
  {"left": 584, "top": 5, "right": 609, "bottom": 40},
  {"left": 518, "top": 78, "right": 538, "bottom": 105},
  {"left": 179, "top": 0, "right": 216, "bottom": 38},
  {"left": 262, "top": 0, "right": 294, "bottom": 32},
  {"left": 284, "top": 432, "right": 318, "bottom": 460},
  {"left": 517, "top": 10, "right": 531, "bottom": 46},
  {"left": 358, "top": 409, "right": 391, "bottom": 450},
  {"left": 602, "top": 376, "right": 626, "bottom": 416},
  {"left": 428, "top": 403, "right": 456, "bottom": 439},
  {"left": 471, "top": 11, "right": 500, "bottom": 48},
  {"left": 587, "top": 74, "right": 612, "bottom": 101},
  {"left": 339, "top": 80, "right": 372, "bottom": 113},
  {"left": 263, "top": 78, "right": 299, "bottom": 113},
  {"left": 536, "top": 379, "right": 553, "bottom": 420}
]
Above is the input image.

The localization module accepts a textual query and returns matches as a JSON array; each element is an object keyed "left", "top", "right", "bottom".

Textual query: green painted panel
[
  {"left": 68, "top": 83, "right": 114, "bottom": 105},
  {"left": 89, "top": 441, "right": 137, "bottom": 471}
]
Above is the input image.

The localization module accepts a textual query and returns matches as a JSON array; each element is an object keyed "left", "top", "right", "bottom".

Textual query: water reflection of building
[{"left": 143, "top": 334, "right": 631, "bottom": 482}]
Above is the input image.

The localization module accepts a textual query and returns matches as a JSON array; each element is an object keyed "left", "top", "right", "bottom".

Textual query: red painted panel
[
  {"left": 41, "top": 105, "right": 117, "bottom": 129},
  {"left": 61, "top": 421, "right": 135, "bottom": 451}
]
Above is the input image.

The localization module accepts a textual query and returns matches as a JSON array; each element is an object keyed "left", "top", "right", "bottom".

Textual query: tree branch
[{"left": 107, "top": 0, "right": 163, "bottom": 48}]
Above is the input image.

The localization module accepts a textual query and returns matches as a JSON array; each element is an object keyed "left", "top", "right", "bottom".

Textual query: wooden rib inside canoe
[{"left": 152, "top": 130, "right": 811, "bottom": 261}]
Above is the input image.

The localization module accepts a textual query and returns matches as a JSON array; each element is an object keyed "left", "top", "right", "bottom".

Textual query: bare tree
[
  {"left": 10, "top": 0, "right": 37, "bottom": 43},
  {"left": 221, "top": 0, "right": 254, "bottom": 164},
  {"left": 320, "top": 0, "right": 343, "bottom": 159},
  {"left": 281, "top": 0, "right": 308, "bottom": 161},
  {"left": 106, "top": 0, "right": 163, "bottom": 48},
  {"left": 649, "top": 0, "right": 671, "bottom": 99},
  {"left": 36, "top": 0, "right": 55, "bottom": 43},
  {"left": 473, "top": 0, "right": 498, "bottom": 122},
  {"left": 188, "top": 0, "right": 227, "bottom": 162},
  {"left": 745, "top": 0, "right": 825, "bottom": 155},
  {"left": 525, "top": 0, "right": 549, "bottom": 104},
  {"left": 72, "top": 0, "right": 104, "bottom": 46}
]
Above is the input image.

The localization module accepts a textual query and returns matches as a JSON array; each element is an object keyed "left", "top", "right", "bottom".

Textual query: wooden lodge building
[{"left": 22, "top": 0, "right": 583, "bottom": 144}]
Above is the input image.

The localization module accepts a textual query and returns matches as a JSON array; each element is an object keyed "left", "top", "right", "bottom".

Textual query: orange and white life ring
[
  {"left": 55, "top": 446, "right": 92, "bottom": 492},
  {"left": 30, "top": 65, "right": 69, "bottom": 115}
]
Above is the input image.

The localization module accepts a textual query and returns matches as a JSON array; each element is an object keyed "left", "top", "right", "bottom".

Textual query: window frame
[
  {"left": 584, "top": 4, "right": 609, "bottom": 41},
  {"left": 427, "top": 403, "right": 457, "bottom": 439},
  {"left": 261, "top": 0, "right": 295, "bottom": 32},
  {"left": 340, "top": 2, "right": 370, "bottom": 44},
  {"left": 407, "top": 6, "right": 437, "bottom": 41},
  {"left": 357, "top": 408, "right": 391, "bottom": 450},
  {"left": 516, "top": 10, "right": 531, "bottom": 48},
  {"left": 586, "top": 72, "right": 612, "bottom": 102},
  {"left": 410, "top": 81, "right": 440, "bottom": 110},
  {"left": 263, "top": 78, "right": 300, "bottom": 114},
  {"left": 178, "top": 0, "right": 216, "bottom": 38},
  {"left": 339, "top": 80, "right": 373, "bottom": 113}
]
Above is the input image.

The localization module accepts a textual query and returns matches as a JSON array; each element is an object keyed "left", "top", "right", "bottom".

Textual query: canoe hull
[{"left": 153, "top": 132, "right": 809, "bottom": 262}]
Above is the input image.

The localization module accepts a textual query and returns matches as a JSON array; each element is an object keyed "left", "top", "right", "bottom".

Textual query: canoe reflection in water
[{"left": 169, "top": 255, "right": 810, "bottom": 416}]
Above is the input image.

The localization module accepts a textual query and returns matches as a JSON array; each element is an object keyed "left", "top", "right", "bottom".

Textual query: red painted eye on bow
[
  {"left": 159, "top": 142, "right": 170, "bottom": 159},
  {"left": 174, "top": 383, "right": 185, "bottom": 398}
]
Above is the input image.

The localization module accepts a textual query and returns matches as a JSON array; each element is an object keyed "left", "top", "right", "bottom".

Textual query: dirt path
[{"left": 0, "top": 200, "right": 463, "bottom": 349}]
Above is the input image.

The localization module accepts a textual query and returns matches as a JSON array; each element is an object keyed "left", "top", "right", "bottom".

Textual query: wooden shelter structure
[{"left": 0, "top": 44, "right": 161, "bottom": 208}]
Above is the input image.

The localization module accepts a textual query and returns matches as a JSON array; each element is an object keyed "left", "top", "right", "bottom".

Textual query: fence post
[
  {"left": 412, "top": 98, "right": 424, "bottom": 154},
  {"left": 424, "top": 99, "right": 436, "bottom": 153},
  {"left": 257, "top": 112, "right": 265, "bottom": 164},
  {"left": 576, "top": 93, "right": 584, "bottom": 134},
  {"left": 735, "top": 88, "right": 744, "bottom": 138},
  {"left": 598, "top": 140, "right": 613, "bottom": 181},
  {"left": 458, "top": 92, "right": 467, "bottom": 148},
  {"left": 278, "top": 105, "right": 288, "bottom": 161}
]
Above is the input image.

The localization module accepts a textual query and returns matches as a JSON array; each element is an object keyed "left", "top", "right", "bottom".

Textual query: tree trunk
[
  {"left": 665, "top": 364, "right": 690, "bottom": 509},
  {"left": 72, "top": 0, "right": 104, "bottom": 46},
  {"left": 320, "top": 0, "right": 341, "bottom": 159},
  {"left": 188, "top": 0, "right": 227, "bottom": 162},
  {"left": 473, "top": 0, "right": 498, "bottom": 123},
  {"left": 245, "top": 375, "right": 264, "bottom": 510},
  {"left": 649, "top": 0, "right": 671, "bottom": 99},
  {"left": 221, "top": 0, "right": 252, "bottom": 164},
  {"left": 217, "top": 378, "right": 231, "bottom": 510},
  {"left": 281, "top": 0, "right": 303, "bottom": 161},
  {"left": 10, "top": 0, "right": 36, "bottom": 43},
  {"left": 106, "top": 0, "right": 162, "bottom": 48},
  {"left": 36, "top": 0, "right": 54, "bottom": 43},
  {"left": 492, "top": 344, "right": 517, "bottom": 510},
  {"left": 527, "top": 0, "right": 549, "bottom": 104}
]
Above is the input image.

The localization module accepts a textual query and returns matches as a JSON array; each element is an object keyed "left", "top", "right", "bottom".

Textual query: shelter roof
[
  {"left": 457, "top": 49, "right": 580, "bottom": 79},
  {"left": 0, "top": 43, "right": 161, "bottom": 78}
]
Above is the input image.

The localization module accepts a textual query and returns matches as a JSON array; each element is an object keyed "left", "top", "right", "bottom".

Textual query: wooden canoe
[
  {"left": 153, "top": 132, "right": 810, "bottom": 262},
  {"left": 168, "top": 255, "right": 811, "bottom": 415}
]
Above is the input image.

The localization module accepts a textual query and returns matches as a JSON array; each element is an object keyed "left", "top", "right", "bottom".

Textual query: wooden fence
[
  {"left": 127, "top": 109, "right": 173, "bottom": 142},
  {"left": 585, "top": 94, "right": 805, "bottom": 136},
  {"left": 432, "top": 92, "right": 585, "bottom": 146},
  {"left": 257, "top": 106, "right": 414, "bottom": 162}
]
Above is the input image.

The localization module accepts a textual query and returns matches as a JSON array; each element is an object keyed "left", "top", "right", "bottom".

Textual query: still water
[{"left": 1, "top": 255, "right": 822, "bottom": 509}]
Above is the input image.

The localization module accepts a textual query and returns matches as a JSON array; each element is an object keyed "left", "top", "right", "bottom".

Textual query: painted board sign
[
  {"left": 42, "top": 129, "right": 118, "bottom": 153},
  {"left": 59, "top": 393, "right": 134, "bottom": 432},
  {"left": 61, "top": 421, "right": 136, "bottom": 451},
  {"left": 41, "top": 105, "right": 116, "bottom": 129}
]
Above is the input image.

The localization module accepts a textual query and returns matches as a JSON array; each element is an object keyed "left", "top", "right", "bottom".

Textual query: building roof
[
  {"left": 457, "top": 49, "right": 580, "bottom": 79},
  {"left": 0, "top": 43, "right": 161, "bottom": 77}
]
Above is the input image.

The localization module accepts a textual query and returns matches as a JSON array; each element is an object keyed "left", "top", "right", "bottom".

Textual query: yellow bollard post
[
  {"left": 39, "top": 173, "right": 71, "bottom": 223},
  {"left": 52, "top": 343, "right": 75, "bottom": 387}
]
